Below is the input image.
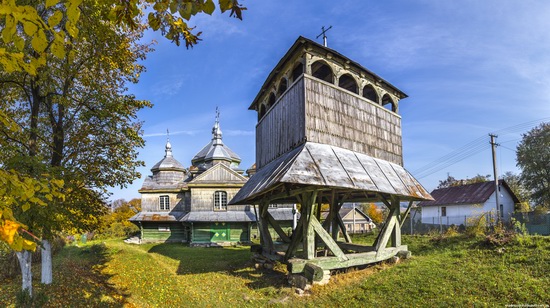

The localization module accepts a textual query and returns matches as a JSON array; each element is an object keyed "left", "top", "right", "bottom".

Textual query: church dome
[
  {"left": 191, "top": 110, "right": 242, "bottom": 169},
  {"left": 151, "top": 139, "right": 186, "bottom": 172}
]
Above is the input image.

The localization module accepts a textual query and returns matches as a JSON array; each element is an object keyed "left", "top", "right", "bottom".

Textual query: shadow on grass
[
  {"left": 147, "top": 243, "right": 289, "bottom": 290},
  {"left": 40, "top": 244, "right": 131, "bottom": 307}
]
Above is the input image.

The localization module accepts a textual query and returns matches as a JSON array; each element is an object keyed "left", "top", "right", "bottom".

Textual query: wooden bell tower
[{"left": 231, "top": 36, "right": 432, "bottom": 279}]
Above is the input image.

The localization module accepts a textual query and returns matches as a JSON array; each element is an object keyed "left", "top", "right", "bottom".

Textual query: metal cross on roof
[{"left": 316, "top": 25, "right": 332, "bottom": 47}]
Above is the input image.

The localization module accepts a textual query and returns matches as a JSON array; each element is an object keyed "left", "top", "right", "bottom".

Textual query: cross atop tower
[{"left": 316, "top": 25, "right": 332, "bottom": 47}]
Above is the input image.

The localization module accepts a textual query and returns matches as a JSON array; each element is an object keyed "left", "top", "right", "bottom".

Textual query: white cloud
[
  {"left": 224, "top": 129, "right": 254, "bottom": 136},
  {"left": 143, "top": 130, "right": 198, "bottom": 138}
]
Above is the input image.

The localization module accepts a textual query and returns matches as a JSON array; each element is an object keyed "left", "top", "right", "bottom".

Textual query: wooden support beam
[
  {"left": 288, "top": 245, "right": 408, "bottom": 273},
  {"left": 302, "top": 191, "right": 318, "bottom": 260},
  {"left": 336, "top": 242, "right": 376, "bottom": 253},
  {"left": 336, "top": 211, "right": 352, "bottom": 243},
  {"left": 304, "top": 263, "right": 324, "bottom": 282},
  {"left": 266, "top": 211, "right": 291, "bottom": 243},
  {"left": 285, "top": 214, "right": 304, "bottom": 261},
  {"left": 310, "top": 215, "right": 348, "bottom": 260},
  {"left": 258, "top": 202, "right": 274, "bottom": 254},
  {"left": 400, "top": 200, "right": 414, "bottom": 228},
  {"left": 373, "top": 202, "right": 399, "bottom": 252},
  {"left": 391, "top": 197, "right": 401, "bottom": 247}
]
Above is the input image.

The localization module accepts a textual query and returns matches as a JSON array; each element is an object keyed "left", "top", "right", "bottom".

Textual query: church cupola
[
  {"left": 191, "top": 108, "right": 243, "bottom": 174},
  {"left": 140, "top": 135, "right": 187, "bottom": 191}
]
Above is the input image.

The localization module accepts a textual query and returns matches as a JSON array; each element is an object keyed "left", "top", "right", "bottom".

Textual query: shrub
[{"left": 465, "top": 214, "right": 491, "bottom": 237}]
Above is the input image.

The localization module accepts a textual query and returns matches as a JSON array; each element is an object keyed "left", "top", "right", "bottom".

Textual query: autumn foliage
[{"left": 363, "top": 203, "right": 384, "bottom": 225}]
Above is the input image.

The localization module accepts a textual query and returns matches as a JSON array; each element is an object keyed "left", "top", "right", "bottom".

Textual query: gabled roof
[
  {"left": 230, "top": 142, "right": 433, "bottom": 205},
  {"left": 320, "top": 207, "right": 373, "bottom": 222},
  {"left": 417, "top": 180, "right": 520, "bottom": 207},
  {"left": 188, "top": 163, "right": 248, "bottom": 185}
]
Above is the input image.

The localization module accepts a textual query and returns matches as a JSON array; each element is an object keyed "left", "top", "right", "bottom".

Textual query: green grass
[{"left": 1, "top": 234, "right": 549, "bottom": 307}]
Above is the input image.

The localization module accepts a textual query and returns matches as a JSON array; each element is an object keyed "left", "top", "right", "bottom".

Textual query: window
[
  {"left": 277, "top": 78, "right": 288, "bottom": 96},
  {"left": 382, "top": 93, "right": 397, "bottom": 112},
  {"left": 291, "top": 63, "right": 304, "bottom": 83},
  {"left": 362, "top": 84, "right": 378, "bottom": 103},
  {"left": 258, "top": 104, "right": 266, "bottom": 120},
  {"left": 441, "top": 206, "right": 447, "bottom": 217},
  {"left": 214, "top": 191, "right": 227, "bottom": 211},
  {"left": 311, "top": 60, "right": 334, "bottom": 83},
  {"left": 268, "top": 204, "right": 278, "bottom": 209},
  {"left": 267, "top": 92, "right": 276, "bottom": 110},
  {"left": 159, "top": 195, "right": 170, "bottom": 210},
  {"left": 338, "top": 74, "right": 358, "bottom": 93}
]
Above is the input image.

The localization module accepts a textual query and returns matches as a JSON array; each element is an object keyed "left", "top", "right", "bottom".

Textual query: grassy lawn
[{"left": 1, "top": 234, "right": 549, "bottom": 307}]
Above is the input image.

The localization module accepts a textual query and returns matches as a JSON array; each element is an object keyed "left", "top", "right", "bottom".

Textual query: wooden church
[
  {"left": 230, "top": 36, "right": 433, "bottom": 278},
  {"left": 130, "top": 113, "right": 295, "bottom": 245}
]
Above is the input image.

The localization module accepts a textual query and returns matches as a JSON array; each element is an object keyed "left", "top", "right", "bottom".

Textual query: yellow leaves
[
  {"left": 203, "top": 0, "right": 215, "bottom": 15},
  {"left": 0, "top": 219, "right": 21, "bottom": 244},
  {"left": 48, "top": 10, "right": 63, "bottom": 27},
  {"left": 0, "top": 0, "right": 84, "bottom": 75},
  {"left": 46, "top": 0, "right": 59, "bottom": 8},
  {"left": 23, "top": 20, "right": 38, "bottom": 36},
  {"left": 30, "top": 30, "right": 47, "bottom": 53}
]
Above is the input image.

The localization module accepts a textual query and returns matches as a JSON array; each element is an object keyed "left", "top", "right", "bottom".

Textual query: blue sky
[{"left": 110, "top": 0, "right": 550, "bottom": 201}]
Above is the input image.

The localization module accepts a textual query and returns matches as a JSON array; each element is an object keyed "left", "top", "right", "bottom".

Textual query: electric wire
[{"left": 411, "top": 117, "right": 550, "bottom": 180}]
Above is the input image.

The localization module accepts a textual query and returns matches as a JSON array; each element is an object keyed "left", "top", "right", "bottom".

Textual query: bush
[{"left": 95, "top": 222, "right": 139, "bottom": 240}]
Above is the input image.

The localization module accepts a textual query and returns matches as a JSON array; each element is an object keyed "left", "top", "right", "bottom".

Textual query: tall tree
[
  {"left": 516, "top": 122, "right": 550, "bottom": 208},
  {"left": 0, "top": 1, "right": 150, "bottom": 294},
  {"left": 501, "top": 171, "right": 531, "bottom": 211},
  {"left": 0, "top": 0, "right": 247, "bottom": 298}
]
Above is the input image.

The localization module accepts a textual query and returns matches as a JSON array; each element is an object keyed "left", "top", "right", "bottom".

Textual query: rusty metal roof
[
  {"left": 230, "top": 142, "right": 433, "bottom": 205},
  {"left": 417, "top": 180, "right": 519, "bottom": 207}
]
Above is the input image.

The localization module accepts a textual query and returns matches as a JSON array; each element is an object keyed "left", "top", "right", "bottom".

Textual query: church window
[
  {"left": 277, "top": 78, "right": 288, "bottom": 95},
  {"left": 311, "top": 60, "right": 333, "bottom": 83},
  {"left": 267, "top": 92, "right": 276, "bottom": 110},
  {"left": 362, "top": 84, "right": 378, "bottom": 103},
  {"left": 214, "top": 191, "right": 228, "bottom": 211},
  {"left": 291, "top": 63, "right": 304, "bottom": 83},
  {"left": 159, "top": 195, "right": 170, "bottom": 210},
  {"left": 258, "top": 104, "right": 266, "bottom": 120},
  {"left": 338, "top": 74, "right": 358, "bottom": 93},
  {"left": 382, "top": 93, "right": 397, "bottom": 112}
]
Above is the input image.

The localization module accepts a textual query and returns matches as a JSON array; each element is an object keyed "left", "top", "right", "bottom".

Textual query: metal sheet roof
[
  {"left": 230, "top": 142, "right": 433, "bottom": 205},
  {"left": 417, "top": 180, "right": 519, "bottom": 207},
  {"left": 129, "top": 211, "right": 186, "bottom": 222},
  {"left": 180, "top": 211, "right": 256, "bottom": 222}
]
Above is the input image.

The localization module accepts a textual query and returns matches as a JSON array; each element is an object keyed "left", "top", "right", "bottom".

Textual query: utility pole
[{"left": 490, "top": 134, "right": 501, "bottom": 223}]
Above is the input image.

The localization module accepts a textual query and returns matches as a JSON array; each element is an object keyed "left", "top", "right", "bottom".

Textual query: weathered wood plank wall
[
  {"left": 256, "top": 77, "right": 305, "bottom": 169},
  {"left": 255, "top": 75, "right": 403, "bottom": 168},
  {"left": 305, "top": 76, "right": 403, "bottom": 165},
  {"left": 191, "top": 187, "right": 247, "bottom": 211}
]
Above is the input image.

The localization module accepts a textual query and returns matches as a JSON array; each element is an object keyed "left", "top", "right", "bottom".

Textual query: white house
[{"left": 418, "top": 180, "right": 520, "bottom": 226}]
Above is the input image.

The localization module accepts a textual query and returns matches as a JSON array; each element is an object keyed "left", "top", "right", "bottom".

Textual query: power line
[{"left": 411, "top": 117, "right": 549, "bottom": 179}]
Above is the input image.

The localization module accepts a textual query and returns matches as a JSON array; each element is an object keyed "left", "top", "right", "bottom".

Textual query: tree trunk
[
  {"left": 16, "top": 250, "right": 33, "bottom": 297},
  {"left": 41, "top": 239, "right": 52, "bottom": 284}
]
